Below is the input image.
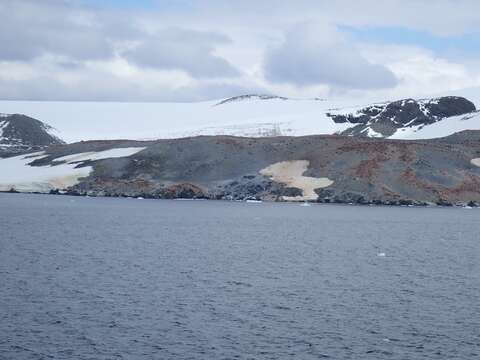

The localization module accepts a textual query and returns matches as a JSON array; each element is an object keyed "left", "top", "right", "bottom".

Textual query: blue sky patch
[
  {"left": 77, "top": 0, "right": 158, "bottom": 9},
  {"left": 339, "top": 25, "right": 480, "bottom": 56}
]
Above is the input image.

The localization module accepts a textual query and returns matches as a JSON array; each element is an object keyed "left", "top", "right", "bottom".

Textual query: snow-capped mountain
[
  {"left": 326, "top": 96, "right": 476, "bottom": 138},
  {"left": 0, "top": 90, "right": 479, "bottom": 143},
  {"left": 0, "top": 113, "right": 64, "bottom": 154}
]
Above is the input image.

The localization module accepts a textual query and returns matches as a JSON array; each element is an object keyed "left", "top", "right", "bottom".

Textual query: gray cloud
[
  {"left": 0, "top": 72, "right": 260, "bottom": 102},
  {"left": 165, "top": 0, "right": 480, "bottom": 37},
  {"left": 0, "top": 0, "right": 239, "bottom": 80},
  {"left": 123, "top": 29, "right": 240, "bottom": 78},
  {"left": 264, "top": 24, "right": 398, "bottom": 89},
  {"left": 0, "top": 0, "right": 117, "bottom": 61},
  {"left": 1, "top": 0, "right": 478, "bottom": 102}
]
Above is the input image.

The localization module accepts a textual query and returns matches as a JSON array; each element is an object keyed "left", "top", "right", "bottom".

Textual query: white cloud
[
  {"left": 166, "top": 0, "right": 480, "bottom": 37},
  {"left": 0, "top": 0, "right": 480, "bottom": 101},
  {"left": 263, "top": 23, "right": 398, "bottom": 89},
  {"left": 122, "top": 28, "right": 240, "bottom": 78},
  {"left": 358, "top": 45, "right": 480, "bottom": 99}
]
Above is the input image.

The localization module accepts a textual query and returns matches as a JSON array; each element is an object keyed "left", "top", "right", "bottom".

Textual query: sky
[{"left": 1, "top": 0, "right": 480, "bottom": 102}]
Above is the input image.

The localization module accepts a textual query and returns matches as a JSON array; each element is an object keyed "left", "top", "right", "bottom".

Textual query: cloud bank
[
  {"left": 264, "top": 24, "right": 398, "bottom": 89},
  {"left": 0, "top": 0, "right": 479, "bottom": 101}
]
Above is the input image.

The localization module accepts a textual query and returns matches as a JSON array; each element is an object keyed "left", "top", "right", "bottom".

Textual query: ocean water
[{"left": 0, "top": 193, "right": 479, "bottom": 359}]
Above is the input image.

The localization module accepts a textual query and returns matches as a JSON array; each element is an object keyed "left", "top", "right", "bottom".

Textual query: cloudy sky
[{"left": 1, "top": 0, "right": 480, "bottom": 102}]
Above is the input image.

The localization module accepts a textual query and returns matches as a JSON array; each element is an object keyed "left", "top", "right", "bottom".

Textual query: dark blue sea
[{"left": 1, "top": 193, "right": 479, "bottom": 359}]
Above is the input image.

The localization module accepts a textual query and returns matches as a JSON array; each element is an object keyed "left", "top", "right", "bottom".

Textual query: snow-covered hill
[
  {"left": 326, "top": 96, "right": 476, "bottom": 138},
  {"left": 0, "top": 89, "right": 479, "bottom": 143}
]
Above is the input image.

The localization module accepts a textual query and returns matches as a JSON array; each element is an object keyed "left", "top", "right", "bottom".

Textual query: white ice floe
[
  {"left": 0, "top": 147, "right": 146, "bottom": 193},
  {"left": 377, "top": 252, "right": 386, "bottom": 257},
  {"left": 260, "top": 160, "right": 333, "bottom": 201}
]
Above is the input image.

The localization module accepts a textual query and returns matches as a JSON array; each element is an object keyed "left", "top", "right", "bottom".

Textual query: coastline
[{"left": 1, "top": 189, "right": 478, "bottom": 208}]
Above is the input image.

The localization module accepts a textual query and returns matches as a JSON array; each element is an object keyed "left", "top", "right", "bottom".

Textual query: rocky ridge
[
  {"left": 326, "top": 96, "right": 476, "bottom": 137},
  {"left": 215, "top": 94, "right": 288, "bottom": 106}
]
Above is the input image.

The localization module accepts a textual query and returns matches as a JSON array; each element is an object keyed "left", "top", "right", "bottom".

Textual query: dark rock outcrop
[
  {"left": 326, "top": 96, "right": 476, "bottom": 137},
  {"left": 24, "top": 131, "right": 480, "bottom": 206},
  {"left": 215, "top": 94, "right": 288, "bottom": 106},
  {"left": 0, "top": 114, "right": 64, "bottom": 156}
]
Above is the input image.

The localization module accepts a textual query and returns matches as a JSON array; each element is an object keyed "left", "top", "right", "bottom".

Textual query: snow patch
[
  {"left": 391, "top": 112, "right": 480, "bottom": 140},
  {"left": 362, "top": 127, "right": 383, "bottom": 138},
  {"left": 0, "top": 152, "right": 91, "bottom": 193},
  {"left": 471, "top": 158, "right": 480, "bottom": 167},
  {"left": 0, "top": 120, "right": 8, "bottom": 138},
  {"left": 0, "top": 147, "right": 146, "bottom": 193},
  {"left": 260, "top": 160, "right": 333, "bottom": 201},
  {"left": 53, "top": 147, "right": 146, "bottom": 164}
]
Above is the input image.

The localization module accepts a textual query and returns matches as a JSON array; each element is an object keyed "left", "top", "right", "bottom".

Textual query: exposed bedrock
[
  {"left": 326, "top": 96, "right": 476, "bottom": 137},
  {"left": 28, "top": 132, "right": 480, "bottom": 206}
]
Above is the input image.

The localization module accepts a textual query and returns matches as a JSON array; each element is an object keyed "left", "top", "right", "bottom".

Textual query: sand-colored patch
[
  {"left": 471, "top": 158, "right": 480, "bottom": 167},
  {"left": 260, "top": 160, "right": 333, "bottom": 201}
]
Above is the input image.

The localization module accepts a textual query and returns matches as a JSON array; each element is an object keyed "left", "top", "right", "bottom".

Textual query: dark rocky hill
[
  {"left": 326, "top": 96, "right": 476, "bottom": 137},
  {"left": 0, "top": 113, "right": 64, "bottom": 155},
  {"left": 21, "top": 131, "right": 480, "bottom": 206}
]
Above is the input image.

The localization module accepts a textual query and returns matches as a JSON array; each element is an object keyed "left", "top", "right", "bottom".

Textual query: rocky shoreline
[
  {"left": 2, "top": 131, "right": 480, "bottom": 206},
  {"left": 2, "top": 188, "right": 479, "bottom": 208}
]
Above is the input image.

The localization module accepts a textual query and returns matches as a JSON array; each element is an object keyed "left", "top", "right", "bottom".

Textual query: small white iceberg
[
  {"left": 300, "top": 202, "right": 311, "bottom": 207},
  {"left": 377, "top": 252, "right": 386, "bottom": 257}
]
